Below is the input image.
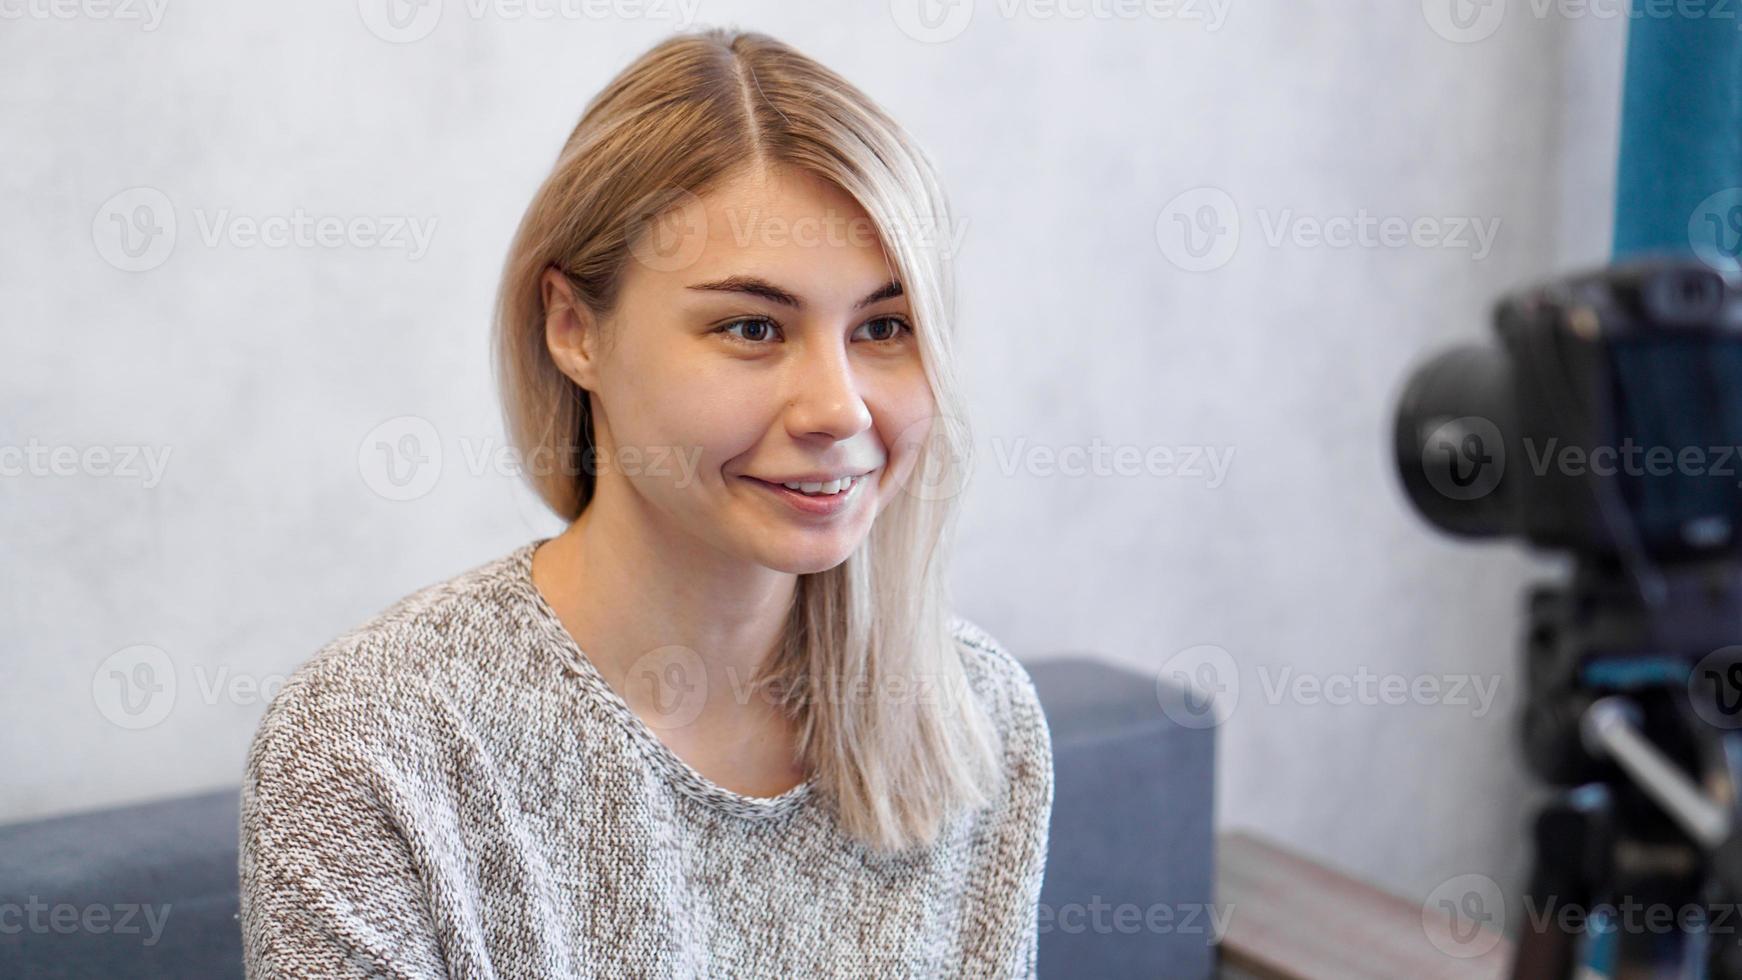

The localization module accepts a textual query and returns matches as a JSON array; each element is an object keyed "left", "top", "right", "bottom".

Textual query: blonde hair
[{"left": 492, "top": 27, "right": 1001, "bottom": 853}]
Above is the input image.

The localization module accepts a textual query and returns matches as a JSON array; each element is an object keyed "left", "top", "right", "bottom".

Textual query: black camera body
[{"left": 1395, "top": 257, "right": 1742, "bottom": 564}]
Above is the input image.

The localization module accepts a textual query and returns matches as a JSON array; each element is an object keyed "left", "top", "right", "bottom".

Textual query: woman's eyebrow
[{"left": 685, "top": 275, "right": 904, "bottom": 311}]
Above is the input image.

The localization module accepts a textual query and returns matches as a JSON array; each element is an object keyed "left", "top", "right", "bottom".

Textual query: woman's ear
[{"left": 541, "top": 266, "right": 601, "bottom": 390}]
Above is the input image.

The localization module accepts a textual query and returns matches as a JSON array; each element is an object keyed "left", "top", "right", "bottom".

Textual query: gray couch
[{"left": 0, "top": 655, "right": 1215, "bottom": 978}]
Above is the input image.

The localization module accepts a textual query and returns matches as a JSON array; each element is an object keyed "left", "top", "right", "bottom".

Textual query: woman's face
[{"left": 544, "top": 164, "right": 937, "bottom": 575}]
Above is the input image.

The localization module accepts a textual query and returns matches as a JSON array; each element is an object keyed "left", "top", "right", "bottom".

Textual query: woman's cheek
[
  {"left": 630, "top": 357, "right": 738, "bottom": 440},
  {"left": 877, "top": 397, "right": 938, "bottom": 500},
  {"left": 649, "top": 391, "right": 765, "bottom": 486}
]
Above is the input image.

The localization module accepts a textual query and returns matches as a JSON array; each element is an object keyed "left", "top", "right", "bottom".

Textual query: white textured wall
[{"left": 1, "top": 0, "right": 1625, "bottom": 919}]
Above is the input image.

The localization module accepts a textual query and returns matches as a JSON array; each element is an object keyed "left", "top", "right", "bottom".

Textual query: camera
[
  {"left": 1393, "top": 256, "right": 1742, "bottom": 980},
  {"left": 1395, "top": 257, "right": 1742, "bottom": 562}
]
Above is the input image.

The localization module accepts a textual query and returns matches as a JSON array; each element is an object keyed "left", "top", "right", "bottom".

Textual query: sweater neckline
[{"left": 511, "top": 537, "right": 817, "bottom": 821}]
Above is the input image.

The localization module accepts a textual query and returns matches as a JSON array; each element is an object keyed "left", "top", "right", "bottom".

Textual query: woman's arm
[
  {"left": 238, "top": 671, "right": 449, "bottom": 979},
  {"left": 1010, "top": 676, "right": 1053, "bottom": 980},
  {"left": 953, "top": 618, "right": 1056, "bottom": 980}
]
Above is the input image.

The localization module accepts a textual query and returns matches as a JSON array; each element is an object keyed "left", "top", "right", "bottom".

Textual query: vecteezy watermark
[
  {"left": 0, "top": 439, "right": 173, "bottom": 489},
  {"left": 622, "top": 186, "right": 708, "bottom": 273},
  {"left": 1038, "top": 898, "right": 1236, "bottom": 940},
  {"left": 1422, "top": 873, "right": 1508, "bottom": 959},
  {"left": 358, "top": 416, "right": 444, "bottom": 502},
  {"left": 1154, "top": 644, "right": 1240, "bottom": 730},
  {"left": 92, "top": 644, "right": 177, "bottom": 730},
  {"left": 617, "top": 644, "right": 710, "bottom": 730},
  {"left": 0, "top": 898, "right": 172, "bottom": 946},
  {"left": 188, "top": 208, "right": 438, "bottom": 259},
  {"left": 357, "top": 0, "right": 704, "bottom": 43},
  {"left": 1498, "top": 891, "right": 1742, "bottom": 939},
  {"left": 600, "top": 648, "right": 977, "bottom": 732},
  {"left": 1692, "top": 187, "right": 1742, "bottom": 275},
  {"left": 717, "top": 205, "right": 970, "bottom": 263},
  {"left": 1517, "top": 895, "right": 1742, "bottom": 937},
  {"left": 355, "top": 415, "right": 710, "bottom": 502},
  {"left": 892, "top": 413, "right": 973, "bottom": 503},
  {"left": 459, "top": 437, "right": 704, "bottom": 488},
  {"left": 889, "top": 0, "right": 1231, "bottom": 44},
  {"left": 92, "top": 644, "right": 292, "bottom": 729},
  {"left": 1418, "top": 880, "right": 1742, "bottom": 959},
  {"left": 989, "top": 437, "right": 1235, "bottom": 488},
  {"left": 92, "top": 187, "right": 438, "bottom": 272},
  {"left": 1415, "top": 418, "right": 1742, "bottom": 504},
  {"left": 1689, "top": 646, "right": 1742, "bottom": 729},
  {"left": 1418, "top": 416, "right": 1505, "bottom": 503},
  {"left": 359, "top": 413, "right": 972, "bottom": 504},
  {"left": 727, "top": 665, "right": 970, "bottom": 713},
  {"left": 0, "top": 0, "right": 168, "bottom": 29},
  {"left": 621, "top": 188, "right": 969, "bottom": 274},
  {"left": 1155, "top": 186, "right": 1500, "bottom": 272},
  {"left": 1523, "top": 437, "right": 1742, "bottom": 489},
  {"left": 1257, "top": 665, "right": 1502, "bottom": 718},
  {"left": 1423, "top": 0, "right": 1742, "bottom": 44},
  {"left": 1420, "top": 0, "right": 1509, "bottom": 42},
  {"left": 1153, "top": 645, "right": 1503, "bottom": 729}
]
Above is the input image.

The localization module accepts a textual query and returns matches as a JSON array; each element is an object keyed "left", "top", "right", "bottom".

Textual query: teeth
[{"left": 781, "top": 476, "right": 856, "bottom": 495}]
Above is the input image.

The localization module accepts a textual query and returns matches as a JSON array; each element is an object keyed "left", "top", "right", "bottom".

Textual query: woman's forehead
[{"left": 629, "top": 170, "right": 897, "bottom": 302}]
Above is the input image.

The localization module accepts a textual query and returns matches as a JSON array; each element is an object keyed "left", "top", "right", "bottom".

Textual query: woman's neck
[{"left": 530, "top": 492, "right": 797, "bottom": 724}]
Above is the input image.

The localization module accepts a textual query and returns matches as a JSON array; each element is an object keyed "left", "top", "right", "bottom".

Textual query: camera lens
[{"left": 1642, "top": 267, "right": 1722, "bottom": 325}]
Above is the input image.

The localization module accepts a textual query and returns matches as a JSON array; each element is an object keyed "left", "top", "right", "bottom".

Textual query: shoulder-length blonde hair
[{"left": 492, "top": 27, "right": 1000, "bottom": 853}]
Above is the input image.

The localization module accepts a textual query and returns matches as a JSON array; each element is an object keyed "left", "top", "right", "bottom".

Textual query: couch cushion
[
  {"left": 0, "top": 787, "right": 242, "bottom": 979},
  {"left": 1029, "top": 656, "right": 1218, "bottom": 980}
]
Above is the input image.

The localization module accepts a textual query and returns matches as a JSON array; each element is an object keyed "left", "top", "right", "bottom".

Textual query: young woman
[{"left": 239, "top": 27, "right": 1053, "bottom": 979}]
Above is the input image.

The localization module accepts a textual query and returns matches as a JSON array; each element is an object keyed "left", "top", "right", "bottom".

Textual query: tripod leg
[{"left": 1513, "top": 790, "right": 1610, "bottom": 980}]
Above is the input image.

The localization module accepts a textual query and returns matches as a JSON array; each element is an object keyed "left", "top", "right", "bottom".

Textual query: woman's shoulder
[
  {"left": 319, "top": 544, "right": 532, "bottom": 671},
  {"left": 948, "top": 615, "right": 1055, "bottom": 830},
  {"left": 948, "top": 614, "right": 1050, "bottom": 746},
  {"left": 249, "top": 543, "right": 536, "bottom": 755}
]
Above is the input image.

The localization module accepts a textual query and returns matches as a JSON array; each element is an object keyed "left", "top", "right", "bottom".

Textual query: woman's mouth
[{"left": 742, "top": 472, "right": 870, "bottom": 516}]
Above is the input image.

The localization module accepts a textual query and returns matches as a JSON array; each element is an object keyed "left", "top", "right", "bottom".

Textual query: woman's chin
[{"left": 748, "top": 531, "right": 861, "bottom": 576}]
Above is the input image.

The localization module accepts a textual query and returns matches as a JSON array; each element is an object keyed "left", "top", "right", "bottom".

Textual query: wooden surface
[{"left": 1215, "top": 830, "right": 1514, "bottom": 980}]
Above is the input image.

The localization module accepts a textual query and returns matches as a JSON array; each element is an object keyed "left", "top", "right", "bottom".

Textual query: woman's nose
[{"left": 783, "top": 342, "right": 874, "bottom": 442}]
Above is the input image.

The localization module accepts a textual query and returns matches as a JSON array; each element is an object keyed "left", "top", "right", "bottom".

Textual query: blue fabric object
[
  {"left": 1611, "top": 10, "right": 1742, "bottom": 266},
  {"left": 0, "top": 787, "right": 242, "bottom": 979},
  {"left": 1029, "top": 657, "right": 1217, "bottom": 980}
]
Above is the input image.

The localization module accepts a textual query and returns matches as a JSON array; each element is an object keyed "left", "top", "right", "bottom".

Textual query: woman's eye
[
  {"left": 714, "top": 316, "right": 912, "bottom": 347},
  {"left": 716, "top": 317, "right": 782, "bottom": 345},
  {"left": 855, "top": 316, "right": 914, "bottom": 344}
]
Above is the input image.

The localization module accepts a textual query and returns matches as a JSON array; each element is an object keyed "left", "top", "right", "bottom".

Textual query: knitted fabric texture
[{"left": 238, "top": 538, "right": 1054, "bottom": 978}]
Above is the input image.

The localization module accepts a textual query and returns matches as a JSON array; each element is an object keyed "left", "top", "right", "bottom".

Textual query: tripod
[{"left": 1510, "top": 562, "right": 1742, "bottom": 980}]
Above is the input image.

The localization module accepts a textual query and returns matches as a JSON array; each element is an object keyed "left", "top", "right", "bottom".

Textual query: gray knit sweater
[{"left": 238, "top": 538, "right": 1054, "bottom": 979}]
